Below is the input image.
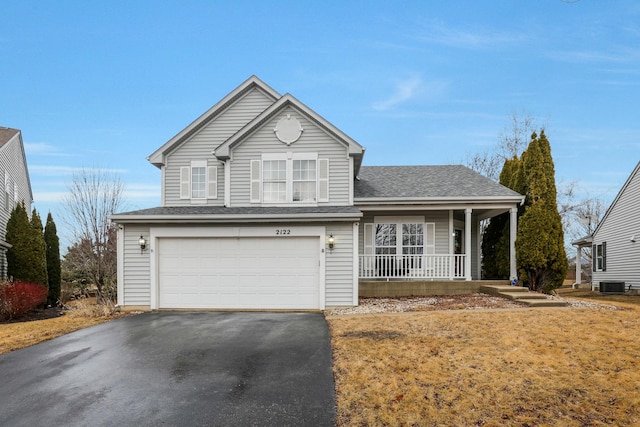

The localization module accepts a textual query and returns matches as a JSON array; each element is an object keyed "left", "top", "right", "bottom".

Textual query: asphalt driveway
[{"left": 0, "top": 312, "right": 335, "bottom": 427}]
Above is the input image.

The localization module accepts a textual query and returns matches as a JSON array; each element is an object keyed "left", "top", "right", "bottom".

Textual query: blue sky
[{"left": 2, "top": 1, "right": 640, "bottom": 247}]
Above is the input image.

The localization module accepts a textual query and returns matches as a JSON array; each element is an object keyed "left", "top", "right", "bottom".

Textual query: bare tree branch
[{"left": 62, "top": 168, "right": 124, "bottom": 302}]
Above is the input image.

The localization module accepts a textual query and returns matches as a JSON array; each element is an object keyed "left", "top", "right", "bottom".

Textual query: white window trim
[
  {"left": 370, "top": 217, "right": 434, "bottom": 256},
  {"left": 259, "top": 152, "right": 320, "bottom": 206},
  {"left": 191, "top": 160, "right": 207, "bottom": 202},
  {"left": 180, "top": 161, "right": 218, "bottom": 203},
  {"left": 594, "top": 242, "right": 606, "bottom": 272}
]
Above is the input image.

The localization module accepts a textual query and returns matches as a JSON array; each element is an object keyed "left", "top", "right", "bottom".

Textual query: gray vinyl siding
[
  {"left": 358, "top": 211, "right": 451, "bottom": 254},
  {"left": 122, "top": 225, "right": 151, "bottom": 306},
  {"left": 0, "top": 134, "right": 32, "bottom": 240},
  {"left": 230, "top": 106, "right": 351, "bottom": 206},
  {"left": 163, "top": 87, "right": 275, "bottom": 206},
  {"left": 325, "top": 223, "right": 355, "bottom": 307},
  {"left": 0, "top": 132, "right": 32, "bottom": 279},
  {"left": 592, "top": 165, "right": 640, "bottom": 289}
]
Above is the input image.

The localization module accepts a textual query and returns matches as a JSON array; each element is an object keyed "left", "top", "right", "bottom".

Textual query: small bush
[
  {"left": 0, "top": 281, "right": 48, "bottom": 320},
  {"left": 67, "top": 297, "right": 117, "bottom": 318}
]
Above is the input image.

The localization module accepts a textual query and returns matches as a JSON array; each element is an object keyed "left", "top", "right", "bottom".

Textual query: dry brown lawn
[
  {"left": 0, "top": 316, "right": 113, "bottom": 355},
  {"left": 328, "top": 298, "right": 640, "bottom": 426},
  {"left": 0, "top": 299, "right": 132, "bottom": 356}
]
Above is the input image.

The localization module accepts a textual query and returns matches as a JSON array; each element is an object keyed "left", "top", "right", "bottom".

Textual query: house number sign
[{"left": 275, "top": 229, "right": 291, "bottom": 235}]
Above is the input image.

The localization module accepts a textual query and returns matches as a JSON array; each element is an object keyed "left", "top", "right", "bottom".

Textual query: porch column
[
  {"left": 465, "top": 208, "right": 472, "bottom": 281},
  {"left": 575, "top": 246, "right": 582, "bottom": 287},
  {"left": 509, "top": 207, "right": 517, "bottom": 282}
]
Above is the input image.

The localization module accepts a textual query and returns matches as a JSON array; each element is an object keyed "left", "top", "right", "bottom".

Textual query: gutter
[
  {"left": 111, "top": 212, "right": 363, "bottom": 224},
  {"left": 354, "top": 195, "right": 525, "bottom": 204}
]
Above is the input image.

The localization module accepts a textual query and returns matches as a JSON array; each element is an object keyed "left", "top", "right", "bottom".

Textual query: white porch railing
[{"left": 359, "top": 254, "right": 466, "bottom": 280}]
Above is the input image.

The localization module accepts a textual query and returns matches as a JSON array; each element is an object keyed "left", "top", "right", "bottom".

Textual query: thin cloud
[
  {"left": 417, "top": 21, "right": 526, "bottom": 49},
  {"left": 124, "top": 184, "right": 161, "bottom": 200},
  {"left": 32, "top": 191, "right": 69, "bottom": 203},
  {"left": 24, "top": 142, "right": 69, "bottom": 157},
  {"left": 29, "top": 165, "right": 128, "bottom": 176},
  {"left": 372, "top": 76, "right": 448, "bottom": 111},
  {"left": 549, "top": 50, "right": 630, "bottom": 64}
]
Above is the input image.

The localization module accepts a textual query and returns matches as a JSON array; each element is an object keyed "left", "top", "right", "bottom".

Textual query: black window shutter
[
  {"left": 602, "top": 241, "right": 607, "bottom": 272},
  {"left": 592, "top": 244, "right": 597, "bottom": 271}
]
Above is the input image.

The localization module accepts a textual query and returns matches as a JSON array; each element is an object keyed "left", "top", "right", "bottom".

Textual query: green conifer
[
  {"left": 516, "top": 130, "right": 568, "bottom": 292},
  {"left": 44, "top": 213, "right": 61, "bottom": 305}
]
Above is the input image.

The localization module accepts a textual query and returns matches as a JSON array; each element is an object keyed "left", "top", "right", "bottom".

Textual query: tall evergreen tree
[
  {"left": 515, "top": 130, "right": 568, "bottom": 293},
  {"left": 29, "top": 209, "right": 48, "bottom": 286},
  {"left": 44, "top": 213, "right": 61, "bottom": 306},
  {"left": 6, "top": 202, "right": 32, "bottom": 282}
]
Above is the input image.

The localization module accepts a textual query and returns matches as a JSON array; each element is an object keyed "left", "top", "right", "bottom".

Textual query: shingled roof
[
  {"left": 354, "top": 165, "right": 523, "bottom": 200},
  {"left": 112, "top": 205, "right": 362, "bottom": 222},
  {"left": 0, "top": 127, "right": 20, "bottom": 148}
]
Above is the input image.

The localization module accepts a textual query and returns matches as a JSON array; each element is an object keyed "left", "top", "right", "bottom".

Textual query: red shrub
[{"left": 0, "top": 282, "right": 48, "bottom": 320}]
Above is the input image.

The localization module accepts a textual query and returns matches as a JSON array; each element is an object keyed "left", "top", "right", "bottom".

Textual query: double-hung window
[
  {"left": 364, "top": 218, "right": 434, "bottom": 277},
  {"left": 292, "top": 159, "right": 317, "bottom": 202},
  {"left": 364, "top": 217, "right": 435, "bottom": 259},
  {"left": 251, "top": 153, "right": 328, "bottom": 204},
  {"left": 180, "top": 160, "right": 218, "bottom": 202},
  {"left": 593, "top": 242, "right": 606, "bottom": 272},
  {"left": 263, "top": 160, "right": 287, "bottom": 203}
]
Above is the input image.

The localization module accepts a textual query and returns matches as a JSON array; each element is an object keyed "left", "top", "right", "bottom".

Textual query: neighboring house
[
  {"left": 573, "top": 161, "right": 640, "bottom": 291},
  {"left": 111, "top": 76, "right": 524, "bottom": 310},
  {"left": 0, "top": 127, "right": 34, "bottom": 279}
]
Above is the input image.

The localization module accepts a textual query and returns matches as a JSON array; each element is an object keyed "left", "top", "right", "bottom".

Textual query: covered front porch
[{"left": 356, "top": 205, "right": 520, "bottom": 282}]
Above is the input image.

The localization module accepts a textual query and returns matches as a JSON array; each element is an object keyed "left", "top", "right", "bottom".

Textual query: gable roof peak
[
  {"left": 147, "top": 75, "right": 281, "bottom": 167},
  {"left": 0, "top": 127, "right": 21, "bottom": 148},
  {"left": 592, "top": 160, "right": 640, "bottom": 238},
  {"left": 213, "top": 90, "right": 365, "bottom": 171}
]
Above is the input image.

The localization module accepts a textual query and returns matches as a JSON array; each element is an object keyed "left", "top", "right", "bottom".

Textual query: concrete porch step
[
  {"left": 480, "top": 284, "right": 568, "bottom": 308},
  {"left": 479, "top": 285, "right": 529, "bottom": 296},
  {"left": 516, "top": 299, "right": 568, "bottom": 308},
  {"left": 500, "top": 292, "right": 548, "bottom": 301}
]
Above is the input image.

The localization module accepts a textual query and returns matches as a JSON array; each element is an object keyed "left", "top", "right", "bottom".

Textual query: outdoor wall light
[
  {"left": 139, "top": 235, "right": 147, "bottom": 253},
  {"left": 328, "top": 234, "right": 335, "bottom": 249}
]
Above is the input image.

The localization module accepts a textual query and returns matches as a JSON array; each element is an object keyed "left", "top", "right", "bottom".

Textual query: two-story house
[
  {"left": 0, "top": 127, "right": 34, "bottom": 279},
  {"left": 112, "top": 76, "right": 523, "bottom": 310}
]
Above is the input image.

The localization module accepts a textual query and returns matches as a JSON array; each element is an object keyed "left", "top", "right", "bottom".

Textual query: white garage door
[{"left": 158, "top": 237, "right": 320, "bottom": 309}]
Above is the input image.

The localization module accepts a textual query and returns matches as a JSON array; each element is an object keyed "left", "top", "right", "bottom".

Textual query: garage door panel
[{"left": 158, "top": 236, "right": 320, "bottom": 309}]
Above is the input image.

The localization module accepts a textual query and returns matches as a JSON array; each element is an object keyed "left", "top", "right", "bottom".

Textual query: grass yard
[
  {"left": 328, "top": 298, "right": 640, "bottom": 426},
  {"left": 0, "top": 299, "right": 130, "bottom": 356},
  {"left": 0, "top": 316, "right": 112, "bottom": 355}
]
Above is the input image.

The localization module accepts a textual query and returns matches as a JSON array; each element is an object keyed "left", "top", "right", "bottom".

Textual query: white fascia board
[
  {"left": 148, "top": 76, "right": 281, "bottom": 167},
  {"left": 356, "top": 203, "right": 520, "bottom": 213},
  {"left": 591, "top": 160, "right": 640, "bottom": 238},
  {"left": 111, "top": 212, "right": 363, "bottom": 224},
  {"left": 217, "top": 93, "right": 364, "bottom": 160},
  {"left": 355, "top": 195, "right": 525, "bottom": 204}
]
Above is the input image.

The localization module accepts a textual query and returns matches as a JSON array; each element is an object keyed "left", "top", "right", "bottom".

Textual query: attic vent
[{"left": 274, "top": 114, "right": 303, "bottom": 145}]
